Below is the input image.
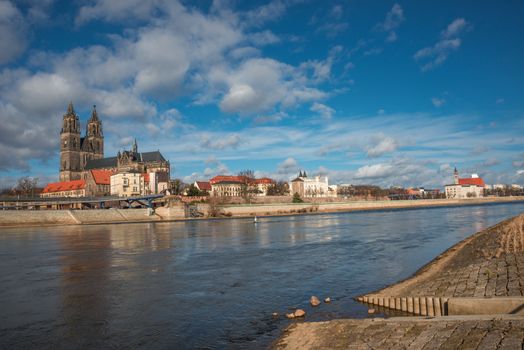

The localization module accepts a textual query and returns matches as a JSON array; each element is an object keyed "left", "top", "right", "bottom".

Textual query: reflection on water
[{"left": 1, "top": 202, "right": 524, "bottom": 349}]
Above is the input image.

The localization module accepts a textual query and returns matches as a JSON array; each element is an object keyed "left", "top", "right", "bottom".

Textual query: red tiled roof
[
  {"left": 209, "top": 175, "right": 275, "bottom": 185},
  {"left": 90, "top": 169, "right": 113, "bottom": 185},
  {"left": 209, "top": 175, "right": 245, "bottom": 184},
  {"left": 195, "top": 181, "right": 211, "bottom": 191},
  {"left": 42, "top": 180, "right": 85, "bottom": 193},
  {"left": 255, "top": 177, "right": 274, "bottom": 184},
  {"left": 406, "top": 188, "right": 420, "bottom": 195},
  {"left": 458, "top": 177, "right": 485, "bottom": 187}
]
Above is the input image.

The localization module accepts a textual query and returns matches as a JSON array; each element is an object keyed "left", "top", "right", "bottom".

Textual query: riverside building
[
  {"left": 445, "top": 168, "right": 485, "bottom": 199},
  {"left": 42, "top": 102, "right": 171, "bottom": 197},
  {"left": 209, "top": 176, "right": 275, "bottom": 197},
  {"left": 290, "top": 171, "right": 337, "bottom": 198}
]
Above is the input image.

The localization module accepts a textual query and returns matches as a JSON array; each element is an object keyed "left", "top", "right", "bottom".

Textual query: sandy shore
[{"left": 274, "top": 212, "right": 524, "bottom": 349}]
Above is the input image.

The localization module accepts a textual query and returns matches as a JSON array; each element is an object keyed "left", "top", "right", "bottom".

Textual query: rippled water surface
[{"left": 1, "top": 202, "right": 524, "bottom": 349}]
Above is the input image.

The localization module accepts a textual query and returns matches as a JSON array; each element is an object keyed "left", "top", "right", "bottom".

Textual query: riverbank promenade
[{"left": 275, "top": 213, "right": 524, "bottom": 349}]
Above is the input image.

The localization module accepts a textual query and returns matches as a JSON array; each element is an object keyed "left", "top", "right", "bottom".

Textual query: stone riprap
[
  {"left": 275, "top": 213, "right": 524, "bottom": 349},
  {"left": 359, "top": 213, "right": 524, "bottom": 314},
  {"left": 275, "top": 316, "right": 524, "bottom": 350}
]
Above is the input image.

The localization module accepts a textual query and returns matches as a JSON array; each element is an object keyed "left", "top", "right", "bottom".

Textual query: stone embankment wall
[
  {"left": 1, "top": 197, "right": 522, "bottom": 227},
  {"left": 219, "top": 197, "right": 524, "bottom": 217},
  {"left": 0, "top": 208, "right": 162, "bottom": 227}
]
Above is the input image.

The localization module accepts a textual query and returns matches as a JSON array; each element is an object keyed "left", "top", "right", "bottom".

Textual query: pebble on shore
[
  {"left": 286, "top": 313, "right": 295, "bottom": 319},
  {"left": 310, "top": 296, "right": 321, "bottom": 307},
  {"left": 324, "top": 297, "right": 331, "bottom": 303},
  {"left": 294, "top": 309, "right": 306, "bottom": 317}
]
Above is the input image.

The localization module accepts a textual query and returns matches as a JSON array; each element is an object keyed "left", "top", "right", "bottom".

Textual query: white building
[
  {"left": 110, "top": 172, "right": 145, "bottom": 197},
  {"left": 445, "top": 168, "right": 485, "bottom": 199},
  {"left": 290, "top": 171, "right": 337, "bottom": 198},
  {"left": 110, "top": 171, "right": 170, "bottom": 197},
  {"left": 148, "top": 171, "right": 169, "bottom": 194}
]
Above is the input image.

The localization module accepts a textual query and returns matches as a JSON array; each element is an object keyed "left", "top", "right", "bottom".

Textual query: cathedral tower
[
  {"left": 80, "top": 105, "right": 104, "bottom": 169},
  {"left": 60, "top": 102, "right": 82, "bottom": 181},
  {"left": 453, "top": 167, "right": 459, "bottom": 184}
]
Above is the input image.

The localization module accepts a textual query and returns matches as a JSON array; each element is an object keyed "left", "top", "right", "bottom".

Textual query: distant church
[{"left": 59, "top": 102, "right": 170, "bottom": 182}]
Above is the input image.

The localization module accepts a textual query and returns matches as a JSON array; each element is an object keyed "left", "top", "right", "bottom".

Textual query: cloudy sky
[{"left": 0, "top": 0, "right": 523, "bottom": 188}]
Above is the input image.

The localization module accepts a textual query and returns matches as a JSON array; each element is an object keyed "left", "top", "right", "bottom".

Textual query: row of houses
[
  {"left": 190, "top": 171, "right": 338, "bottom": 198},
  {"left": 41, "top": 163, "right": 498, "bottom": 200},
  {"left": 41, "top": 170, "right": 169, "bottom": 198}
]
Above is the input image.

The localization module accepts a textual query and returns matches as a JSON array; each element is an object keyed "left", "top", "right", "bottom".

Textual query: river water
[{"left": 1, "top": 202, "right": 524, "bottom": 349}]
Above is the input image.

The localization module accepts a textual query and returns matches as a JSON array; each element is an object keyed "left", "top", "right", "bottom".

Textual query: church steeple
[
  {"left": 67, "top": 101, "right": 75, "bottom": 115},
  {"left": 453, "top": 167, "right": 459, "bottom": 184},
  {"left": 61, "top": 102, "right": 80, "bottom": 134},
  {"left": 89, "top": 104, "right": 99, "bottom": 122},
  {"left": 60, "top": 102, "right": 81, "bottom": 181},
  {"left": 132, "top": 138, "right": 138, "bottom": 154},
  {"left": 86, "top": 105, "right": 102, "bottom": 138},
  {"left": 84, "top": 104, "right": 104, "bottom": 158}
]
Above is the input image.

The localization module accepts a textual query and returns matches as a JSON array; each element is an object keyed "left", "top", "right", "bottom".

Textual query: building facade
[
  {"left": 41, "top": 180, "right": 86, "bottom": 198},
  {"left": 290, "top": 171, "right": 337, "bottom": 198},
  {"left": 84, "top": 169, "right": 112, "bottom": 197},
  {"left": 110, "top": 172, "right": 146, "bottom": 197},
  {"left": 209, "top": 175, "right": 275, "bottom": 197},
  {"left": 60, "top": 103, "right": 104, "bottom": 181},
  {"left": 445, "top": 168, "right": 485, "bottom": 199},
  {"left": 51, "top": 102, "right": 171, "bottom": 196}
]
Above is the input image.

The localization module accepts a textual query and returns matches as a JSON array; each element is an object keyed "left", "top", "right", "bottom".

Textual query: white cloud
[
  {"left": 313, "top": 4, "right": 348, "bottom": 38},
  {"left": 310, "top": 102, "right": 335, "bottom": 119},
  {"left": 249, "top": 30, "right": 281, "bottom": 46},
  {"left": 76, "top": 0, "right": 165, "bottom": 25},
  {"left": 376, "top": 3, "right": 404, "bottom": 43},
  {"left": 365, "top": 133, "right": 399, "bottom": 157},
  {"left": 482, "top": 158, "right": 500, "bottom": 167},
  {"left": 0, "top": 1, "right": 27, "bottom": 64},
  {"left": 199, "top": 133, "right": 242, "bottom": 150},
  {"left": 354, "top": 163, "right": 394, "bottom": 179},
  {"left": 441, "top": 18, "right": 468, "bottom": 39},
  {"left": 243, "top": 0, "right": 288, "bottom": 28},
  {"left": 217, "top": 58, "right": 327, "bottom": 114},
  {"left": 277, "top": 157, "right": 299, "bottom": 174},
  {"left": 414, "top": 18, "right": 470, "bottom": 71},
  {"left": 431, "top": 97, "right": 446, "bottom": 107}
]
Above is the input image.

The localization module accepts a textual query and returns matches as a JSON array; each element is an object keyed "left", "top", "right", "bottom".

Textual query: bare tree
[
  {"left": 266, "top": 181, "right": 289, "bottom": 196},
  {"left": 237, "top": 169, "right": 258, "bottom": 203},
  {"left": 207, "top": 196, "right": 226, "bottom": 217},
  {"left": 14, "top": 177, "right": 39, "bottom": 197},
  {"left": 169, "top": 179, "right": 185, "bottom": 195}
]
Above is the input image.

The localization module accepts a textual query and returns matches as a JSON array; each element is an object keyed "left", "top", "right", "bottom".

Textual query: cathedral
[
  {"left": 59, "top": 102, "right": 170, "bottom": 182},
  {"left": 60, "top": 102, "right": 104, "bottom": 181}
]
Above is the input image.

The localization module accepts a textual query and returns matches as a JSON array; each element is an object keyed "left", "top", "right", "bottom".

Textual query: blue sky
[{"left": 0, "top": 0, "right": 523, "bottom": 189}]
